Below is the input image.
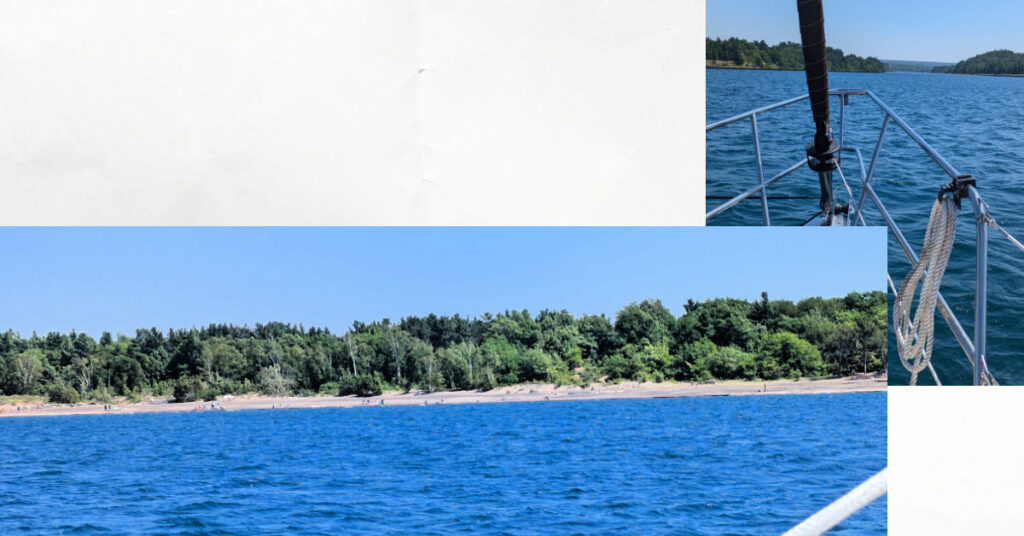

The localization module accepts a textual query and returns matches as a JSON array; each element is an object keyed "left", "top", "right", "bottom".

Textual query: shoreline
[
  {"left": 704, "top": 62, "right": 885, "bottom": 74},
  {"left": 931, "top": 72, "right": 1024, "bottom": 77},
  {"left": 0, "top": 375, "right": 885, "bottom": 419},
  {"left": 706, "top": 64, "right": 1024, "bottom": 77}
]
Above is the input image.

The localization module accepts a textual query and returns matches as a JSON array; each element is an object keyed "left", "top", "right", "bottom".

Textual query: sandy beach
[{"left": 0, "top": 374, "right": 885, "bottom": 418}]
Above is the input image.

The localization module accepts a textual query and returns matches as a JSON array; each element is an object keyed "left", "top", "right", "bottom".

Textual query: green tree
[
  {"left": 499, "top": 347, "right": 552, "bottom": 385},
  {"left": 757, "top": 331, "right": 823, "bottom": 378},
  {"left": 686, "top": 339, "right": 758, "bottom": 381},
  {"left": 256, "top": 364, "right": 292, "bottom": 396},
  {"left": 3, "top": 349, "right": 45, "bottom": 394},
  {"left": 576, "top": 314, "right": 619, "bottom": 361},
  {"left": 300, "top": 347, "right": 333, "bottom": 391},
  {"left": 615, "top": 299, "right": 675, "bottom": 346}
]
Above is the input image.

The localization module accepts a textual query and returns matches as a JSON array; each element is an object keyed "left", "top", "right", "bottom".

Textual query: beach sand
[{"left": 0, "top": 374, "right": 885, "bottom": 418}]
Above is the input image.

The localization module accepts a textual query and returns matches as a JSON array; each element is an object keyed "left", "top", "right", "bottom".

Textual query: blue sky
[
  {"left": 706, "top": 1, "right": 1024, "bottom": 63},
  {"left": 0, "top": 227, "right": 886, "bottom": 337}
]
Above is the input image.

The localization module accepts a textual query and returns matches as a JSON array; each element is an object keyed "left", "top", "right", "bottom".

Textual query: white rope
[
  {"left": 894, "top": 196, "right": 958, "bottom": 385},
  {"left": 782, "top": 468, "right": 888, "bottom": 536}
]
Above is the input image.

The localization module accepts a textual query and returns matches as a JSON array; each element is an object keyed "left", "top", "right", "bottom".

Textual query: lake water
[
  {"left": 0, "top": 394, "right": 885, "bottom": 535},
  {"left": 707, "top": 68, "right": 1024, "bottom": 385}
]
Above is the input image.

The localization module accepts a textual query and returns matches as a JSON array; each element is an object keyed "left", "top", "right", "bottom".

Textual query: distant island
[
  {"left": 706, "top": 37, "right": 887, "bottom": 73},
  {"left": 881, "top": 59, "right": 953, "bottom": 73},
  {"left": 932, "top": 49, "right": 1024, "bottom": 75},
  {"left": 0, "top": 292, "right": 886, "bottom": 407}
]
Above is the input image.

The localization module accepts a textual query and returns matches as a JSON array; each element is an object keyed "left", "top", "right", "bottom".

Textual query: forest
[
  {"left": 0, "top": 292, "right": 886, "bottom": 404},
  {"left": 932, "top": 50, "right": 1024, "bottom": 75},
  {"left": 706, "top": 37, "right": 888, "bottom": 73}
]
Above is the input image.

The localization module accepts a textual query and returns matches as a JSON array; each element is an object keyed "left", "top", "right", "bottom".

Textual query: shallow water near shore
[
  {"left": 707, "top": 69, "right": 1024, "bottom": 385},
  {"left": 0, "top": 393, "right": 885, "bottom": 535}
]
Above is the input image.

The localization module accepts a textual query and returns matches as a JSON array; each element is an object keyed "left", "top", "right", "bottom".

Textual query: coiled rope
[
  {"left": 894, "top": 196, "right": 958, "bottom": 385},
  {"left": 782, "top": 467, "right": 888, "bottom": 536}
]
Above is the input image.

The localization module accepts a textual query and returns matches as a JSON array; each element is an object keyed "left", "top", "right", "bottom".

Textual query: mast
[{"left": 796, "top": 0, "right": 845, "bottom": 225}]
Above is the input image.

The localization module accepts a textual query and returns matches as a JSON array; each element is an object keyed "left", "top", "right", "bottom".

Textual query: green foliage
[
  {"left": 318, "top": 381, "right": 340, "bottom": 395},
  {"left": 499, "top": 347, "right": 553, "bottom": 385},
  {"left": 706, "top": 37, "right": 887, "bottom": 72},
  {"left": 934, "top": 50, "right": 1024, "bottom": 75},
  {"left": 256, "top": 365, "right": 292, "bottom": 396},
  {"left": 172, "top": 376, "right": 211, "bottom": 403},
  {"left": 576, "top": 314, "right": 619, "bottom": 361},
  {"left": 337, "top": 374, "right": 384, "bottom": 397},
  {"left": 0, "top": 292, "right": 886, "bottom": 399},
  {"left": 615, "top": 299, "right": 675, "bottom": 346},
  {"left": 480, "top": 337, "right": 519, "bottom": 384},
  {"left": 2, "top": 350, "right": 45, "bottom": 395},
  {"left": 757, "top": 331, "right": 823, "bottom": 379},
  {"left": 677, "top": 298, "right": 760, "bottom": 350},
  {"left": 46, "top": 383, "right": 80, "bottom": 404},
  {"left": 602, "top": 351, "right": 643, "bottom": 381},
  {"left": 576, "top": 366, "right": 602, "bottom": 387},
  {"left": 686, "top": 339, "right": 758, "bottom": 381}
]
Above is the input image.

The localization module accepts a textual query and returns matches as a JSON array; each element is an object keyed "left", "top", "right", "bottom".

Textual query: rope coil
[{"left": 894, "top": 196, "right": 958, "bottom": 385}]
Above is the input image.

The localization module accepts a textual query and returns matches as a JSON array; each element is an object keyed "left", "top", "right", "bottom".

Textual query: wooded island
[
  {"left": 706, "top": 37, "right": 887, "bottom": 72},
  {"left": 932, "top": 50, "right": 1024, "bottom": 75},
  {"left": 0, "top": 292, "right": 886, "bottom": 404}
]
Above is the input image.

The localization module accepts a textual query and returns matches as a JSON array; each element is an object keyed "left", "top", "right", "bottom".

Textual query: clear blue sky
[
  {"left": 706, "top": 0, "right": 1024, "bottom": 63},
  {"left": 0, "top": 227, "right": 885, "bottom": 338}
]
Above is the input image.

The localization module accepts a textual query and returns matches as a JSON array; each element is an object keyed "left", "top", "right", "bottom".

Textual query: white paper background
[
  {"left": 889, "top": 387, "right": 1024, "bottom": 534},
  {"left": 0, "top": 0, "right": 702, "bottom": 224}
]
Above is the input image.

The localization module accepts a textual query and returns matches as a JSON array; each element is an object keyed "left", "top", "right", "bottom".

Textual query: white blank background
[
  {"left": 889, "top": 387, "right": 1024, "bottom": 534},
  {"left": 0, "top": 0, "right": 701, "bottom": 224}
]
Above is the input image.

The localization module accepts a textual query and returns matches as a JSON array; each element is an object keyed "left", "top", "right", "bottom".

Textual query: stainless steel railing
[{"left": 706, "top": 89, "right": 999, "bottom": 385}]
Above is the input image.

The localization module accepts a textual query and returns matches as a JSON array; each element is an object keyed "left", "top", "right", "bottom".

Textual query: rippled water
[
  {"left": 707, "top": 69, "right": 1024, "bottom": 385},
  {"left": 0, "top": 394, "right": 885, "bottom": 535}
]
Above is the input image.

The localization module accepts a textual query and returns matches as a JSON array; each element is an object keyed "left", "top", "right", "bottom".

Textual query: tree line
[
  {"left": 0, "top": 291, "right": 886, "bottom": 404},
  {"left": 883, "top": 60, "right": 952, "bottom": 73},
  {"left": 706, "top": 37, "right": 888, "bottom": 73},
  {"left": 932, "top": 50, "right": 1024, "bottom": 75}
]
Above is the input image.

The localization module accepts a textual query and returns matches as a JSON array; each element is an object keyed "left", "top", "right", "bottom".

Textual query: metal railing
[{"left": 706, "top": 89, "right": 1000, "bottom": 385}]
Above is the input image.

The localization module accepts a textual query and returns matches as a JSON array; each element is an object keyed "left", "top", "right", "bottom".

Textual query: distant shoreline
[
  {"left": 935, "top": 72, "right": 1024, "bottom": 78},
  {"left": 706, "top": 62, "right": 802, "bottom": 73},
  {"left": 0, "top": 374, "right": 886, "bottom": 418},
  {"left": 706, "top": 63, "right": 1024, "bottom": 78},
  {"left": 705, "top": 61, "right": 884, "bottom": 74},
  {"left": 704, "top": 66, "right": 885, "bottom": 74}
]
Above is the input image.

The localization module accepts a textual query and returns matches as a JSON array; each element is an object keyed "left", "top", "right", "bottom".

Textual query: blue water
[
  {"left": 0, "top": 394, "right": 885, "bottom": 535},
  {"left": 707, "top": 69, "right": 1024, "bottom": 385}
]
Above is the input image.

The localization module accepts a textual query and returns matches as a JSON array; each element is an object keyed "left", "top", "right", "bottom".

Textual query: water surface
[{"left": 0, "top": 394, "right": 885, "bottom": 535}]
